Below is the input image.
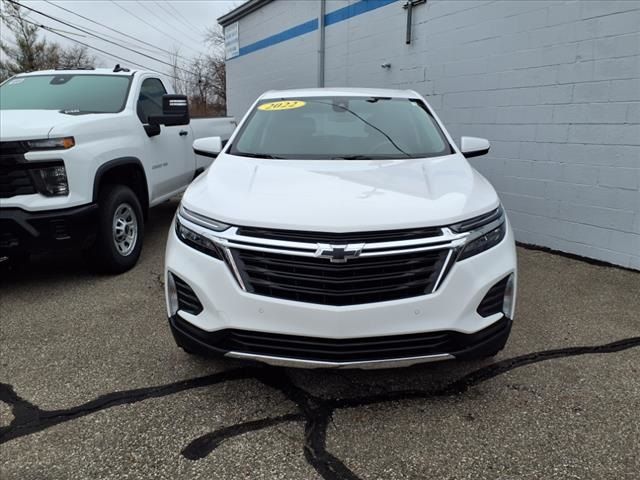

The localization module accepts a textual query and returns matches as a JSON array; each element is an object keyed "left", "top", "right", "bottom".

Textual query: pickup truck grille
[
  {"left": 0, "top": 142, "right": 37, "bottom": 198},
  {"left": 230, "top": 244, "right": 450, "bottom": 306}
]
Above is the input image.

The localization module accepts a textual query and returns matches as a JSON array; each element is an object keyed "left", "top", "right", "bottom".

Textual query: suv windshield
[
  {"left": 230, "top": 96, "right": 453, "bottom": 160},
  {"left": 0, "top": 74, "right": 131, "bottom": 113}
]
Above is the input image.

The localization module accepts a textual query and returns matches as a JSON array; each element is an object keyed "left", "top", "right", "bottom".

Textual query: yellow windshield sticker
[{"left": 258, "top": 100, "right": 306, "bottom": 111}]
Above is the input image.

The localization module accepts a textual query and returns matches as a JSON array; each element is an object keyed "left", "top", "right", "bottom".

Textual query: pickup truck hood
[
  {"left": 0, "top": 110, "right": 108, "bottom": 141},
  {"left": 183, "top": 153, "right": 500, "bottom": 231}
]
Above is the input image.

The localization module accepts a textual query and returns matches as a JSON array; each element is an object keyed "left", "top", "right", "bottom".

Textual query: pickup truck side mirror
[
  {"left": 148, "top": 94, "right": 190, "bottom": 127},
  {"left": 193, "top": 137, "right": 222, "bottom": 158},
  {"left": 460, "top": 136, "right": 490, "bottom": 158}
]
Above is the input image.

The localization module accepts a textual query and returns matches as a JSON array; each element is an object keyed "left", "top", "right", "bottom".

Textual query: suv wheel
[{"left": 91, "top": 184, "right": 144, "bottom": 273}]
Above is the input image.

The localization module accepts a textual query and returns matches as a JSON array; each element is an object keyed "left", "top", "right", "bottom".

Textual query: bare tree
[
  {"left": 57, "top": 45, "right": 95, "bottom": 70},
  {"left": 1, "top": 1, "right": 59, "bottom": 79},
  {"left": 169, "top": 46, "right": 187, "bottom": 95},
  {"left": 166, "top": 25, "right": 226, "bottom": 116},
  {"left": 204, "top": 26, "right": 224, "bottom": 51},
  {"left": 0, "top": 0, "right": 94, "bottom": 81}
]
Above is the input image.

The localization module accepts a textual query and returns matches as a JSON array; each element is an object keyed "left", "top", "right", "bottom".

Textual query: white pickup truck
[{"left": 0, "top": 67, "right": 235, "bottom": 272}]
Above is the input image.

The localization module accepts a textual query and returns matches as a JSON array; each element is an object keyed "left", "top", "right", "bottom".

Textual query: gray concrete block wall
[
  {"left": 224, "top": 0, "right": 640, "bottom": 269},
  {"left": 226, "top": 0, "right": 320, "bottom": 118}
]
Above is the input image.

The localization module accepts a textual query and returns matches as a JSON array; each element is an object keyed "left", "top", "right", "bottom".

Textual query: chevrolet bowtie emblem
[{"left": 315, "top": 243, "right": 365, "bottom": 263}]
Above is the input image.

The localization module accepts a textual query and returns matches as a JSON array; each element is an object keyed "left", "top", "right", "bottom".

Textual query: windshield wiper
[
  {"left": 235, "top": 152, "right": 284, "bottom": 159},
  {"left": 331, "top": 155, "right": 375, "bottom": 160},
  {"left": 305, "top": 99, "right": 411, "bottom": 158}
]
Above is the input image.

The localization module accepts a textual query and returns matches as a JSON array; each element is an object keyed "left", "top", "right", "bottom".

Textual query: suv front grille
[
  {"left": 0, "top": 142, "right": 37, "bottom": 198},
  {"left": 231, "top": 248, "right": 450, "bottom": 306}
]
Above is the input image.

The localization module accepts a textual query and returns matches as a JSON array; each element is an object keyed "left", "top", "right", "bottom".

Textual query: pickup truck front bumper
[{"left": 0, "top": 204, "right": 98, "bottom": 260}]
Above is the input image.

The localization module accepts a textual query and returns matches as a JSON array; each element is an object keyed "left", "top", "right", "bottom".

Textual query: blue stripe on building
[
  {"left": 239, "top": 18, "right": 319, "bottom": 56},
  {"left": 324, "top": 0, "right": 396, "bottom": 26},
  {"left": 235, "top": 0, "right": 399, "bottom": 59}
]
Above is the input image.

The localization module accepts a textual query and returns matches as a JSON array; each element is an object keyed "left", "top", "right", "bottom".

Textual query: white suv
[{"left": 165, "top": 88, "right": 517, "bottom": 369}]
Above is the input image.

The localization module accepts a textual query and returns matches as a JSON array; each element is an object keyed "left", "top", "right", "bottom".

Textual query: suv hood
[
  {"left": 0, "top": 110, "right": 108, "bottom": 141},
  {"left": 183, "top": 153, "right": 500, "bottom": 231}
]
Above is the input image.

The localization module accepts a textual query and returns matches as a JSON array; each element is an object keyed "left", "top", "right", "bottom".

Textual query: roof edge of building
[{"left": 217, "top": 0, "right": 273, "bottom": 27}]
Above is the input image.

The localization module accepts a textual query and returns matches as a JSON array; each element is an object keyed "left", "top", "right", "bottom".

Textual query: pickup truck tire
[{"left": 91, "top": 184, "right": 144, "bottom": 273}]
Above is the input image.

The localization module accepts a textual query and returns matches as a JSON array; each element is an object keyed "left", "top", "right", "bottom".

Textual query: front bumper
[
  {"left": 165, "top": 217, "right": 517, "bottom": 368},
  {"left": 170, "top": 313, "right": 512, "bottom": 369},
  {"left": 0, "top": 204, "right": 98, "bottom": 259}
]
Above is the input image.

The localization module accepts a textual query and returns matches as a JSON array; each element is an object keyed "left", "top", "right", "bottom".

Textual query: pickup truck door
[{"left": 136, "top": 77, "right": 195, "bottom": 200}]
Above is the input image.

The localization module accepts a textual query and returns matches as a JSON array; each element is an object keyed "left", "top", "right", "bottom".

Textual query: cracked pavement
[{"left": 1, "top": 199, "right": 639, "bottom": 479}]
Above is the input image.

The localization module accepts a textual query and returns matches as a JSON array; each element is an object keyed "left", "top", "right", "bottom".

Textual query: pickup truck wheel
[{"left": 92, "top": 185, "right": 144, "bottom": 273}]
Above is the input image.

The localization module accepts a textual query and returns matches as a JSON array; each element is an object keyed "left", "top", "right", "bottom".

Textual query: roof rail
[{"left": 54, "top": 66, "right": 95, "bottom": 70}]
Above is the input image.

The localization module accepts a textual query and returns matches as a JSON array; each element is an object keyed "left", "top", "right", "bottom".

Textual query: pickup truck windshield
[
  {"left": 230, "top": 96, "right": 453, "bottom": 160},
  {"left": 0, "top": 74, "right": 131, "bottom": 114}
]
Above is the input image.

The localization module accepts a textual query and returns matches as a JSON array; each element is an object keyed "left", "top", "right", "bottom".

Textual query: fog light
[
  {"left": 32, "top": 165, "right": 69, "bottom": 196},
  {"left": 502, "top": 273, "right": 516, "bottom": 318},
  {"left": 167, "top": 272, "right": 179, "bottom": 316}
]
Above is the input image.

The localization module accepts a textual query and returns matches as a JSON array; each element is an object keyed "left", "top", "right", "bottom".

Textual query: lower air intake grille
[
  {"left": 231, "top": 249, "right": 450, "bottom": 306},
  {"left": 477, "top": 277, "right": 509, "bottom": 317},
  {"left": 173, "top": 274, "right": 203, "bottom": 315},
  {"left": 224, "top": 329, "right": 456, "bottom": 362}
]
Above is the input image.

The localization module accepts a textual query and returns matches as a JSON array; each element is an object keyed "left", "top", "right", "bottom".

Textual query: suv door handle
[{"left": 179, "top": 130, "right": 189, "bottom": 136}]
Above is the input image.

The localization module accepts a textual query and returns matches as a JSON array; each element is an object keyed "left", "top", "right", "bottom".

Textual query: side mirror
[
  {"left": 148, "top": 94, "right": 190, "bottom": 127},
  {"left": 193, "top": 136, "right": 222, "bottom": 158},
  {"left": 460, "top": 136, "right": 490, "bottom": 158}
]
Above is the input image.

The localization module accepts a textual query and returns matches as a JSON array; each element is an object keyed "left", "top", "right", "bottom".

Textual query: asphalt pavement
[{"left": 1, "top": 198, "right": 639, "bottom": 480}]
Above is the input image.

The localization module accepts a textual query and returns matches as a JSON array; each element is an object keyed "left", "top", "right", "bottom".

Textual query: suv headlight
[
  {"left": 453, "top": 206, "right": 506, "bottom": 261},
  {"left": 175, "top": 206, "right": 228, "bottom": 259}
]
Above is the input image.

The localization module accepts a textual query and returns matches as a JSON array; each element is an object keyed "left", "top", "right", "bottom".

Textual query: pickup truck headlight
[
  {"left": 453, "top": 206, "right": 506, "bottom": 261},
  {"left": 175, "top": 215, "right": 224, "bottom": 260},
  {"left": 27, "top": 137, "right": 75, "bottom": 150},
  {"left": 31, "top": 163, "right": 69, "bottom": 196}
]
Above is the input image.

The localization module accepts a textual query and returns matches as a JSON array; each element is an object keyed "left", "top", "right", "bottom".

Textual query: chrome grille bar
[{"left": 175, "top": 218, "right": 469, "bottom": 259}]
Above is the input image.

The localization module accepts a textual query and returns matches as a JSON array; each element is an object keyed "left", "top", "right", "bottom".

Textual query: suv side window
[{"left": 137, "top": 78, "right": 166, "bottom": 123}]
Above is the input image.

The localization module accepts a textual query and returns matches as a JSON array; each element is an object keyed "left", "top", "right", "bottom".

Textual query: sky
[{"left": 1, "top": 0, "right": 241, "bottom": 77}]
